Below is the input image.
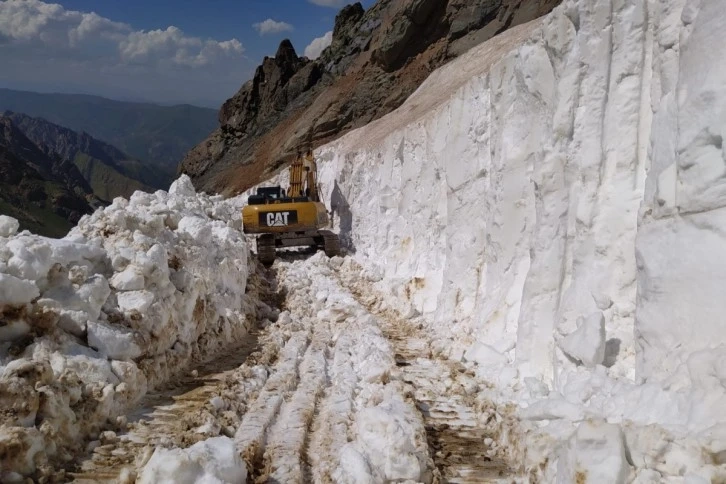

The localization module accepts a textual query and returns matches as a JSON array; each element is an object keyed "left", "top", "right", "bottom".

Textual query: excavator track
[
  {"left": 257, "top": 234, "right": 276, "bottom": 267},
  {"left": 320, "top": 230, "right": 341, "bottom": 257}
]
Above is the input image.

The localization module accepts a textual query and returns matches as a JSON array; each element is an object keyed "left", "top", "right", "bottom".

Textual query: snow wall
[
  {"left": 263, "top": 0, "right": 726, "bottom": 479},
  {"left": 0, "top": 177, "right": 254, "bottom": 476}
]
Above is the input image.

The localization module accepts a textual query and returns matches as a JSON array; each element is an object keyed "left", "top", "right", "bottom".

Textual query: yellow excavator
[{"left": 242, "top": 149, "right": 341, "bottom": 266}]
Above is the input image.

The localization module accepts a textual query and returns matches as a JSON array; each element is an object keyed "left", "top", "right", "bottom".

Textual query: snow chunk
[
  {"left": 0, "top": 427, "right": 46, "bottom": 475},
  {"left": 168, "top": 175, "right": 197, "bottom": 198},
  {"left": 557, "top": 421, "right": 629, "bottom": 484},
  {"left": 349, "top": 399, "right": 427, "bottom": 482},
  {"left": 0, "top": 274, "right": 39, "bottom": 306},
  {"left": 0, "top": 216, "right": 19, "bottom": 237},
  {"left": 87, "top": 321, "right": 143, "bottom": 360},
  {"left": 0, "top": 320, "right": 31, "bottom": 342},
  {"left": 137, "top": 437, "right": 247, "bottom": 484},
  {"left": 110, "top": 266, "right": 145, "bottom": 291},
  {"left": 76, "top": 275, "right": 111, "bottom": 321},
  {"left": 57, "top": 309, "right": 89, "bottom": 337},
  {"left": 177, "top": 216, "right": 212, "bottom": 245},
  {"left": 558, "top": 312, "right": 606, "bottom": 368},
  {"left": 117, "top": 290, "right": 155, "bottom": 314},
  {"left": 5, "top": 238, "right": 52, "bottom": 281}
]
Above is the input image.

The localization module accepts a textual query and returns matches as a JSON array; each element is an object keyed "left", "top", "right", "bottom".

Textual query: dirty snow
[
  {"left": 0, "top": 176, "right": 254, "bottom": 479},
  {"left": 129, "top": 253, "right": 434, "bottom": 483}
]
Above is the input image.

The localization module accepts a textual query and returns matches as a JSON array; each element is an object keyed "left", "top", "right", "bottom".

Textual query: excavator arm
[
  {"left": 288, "top": 149, "right": 320, "bottom": 202},
  {"left": 288, "top": 152, "right": 305, "bottom": 198}
]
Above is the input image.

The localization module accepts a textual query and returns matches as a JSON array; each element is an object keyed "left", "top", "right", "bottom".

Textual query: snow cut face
[
  {"left": 0, "top": 175, "right": 253, "bottom": 477},
  {"left": 263, "top": 0, "right": 726, "bottom": 480},
  {"left": 312, "top": 3, "right": 647, "bottom": 388}
]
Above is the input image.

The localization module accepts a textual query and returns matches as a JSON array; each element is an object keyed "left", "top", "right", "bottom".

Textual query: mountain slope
[
  {"left": 0, "top": 115, "right": 97, "bottom": 236},
  {"left": 180, "top": 0, "right": 561, "bottom": 196},
  {"left": 5, "top": 112, "right": 167, "bottom": 201},
  {"left": 0, "top": 89, "right": 218, "bottom": 174}
]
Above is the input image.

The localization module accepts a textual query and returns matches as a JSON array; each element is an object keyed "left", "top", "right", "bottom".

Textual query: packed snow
[
  {"left": 138, "top": 437, "right": 247, "bottom": 484},
  {"left": 136, "top": 253, "right": 434, "bottom": 483},
  {"left": 256, "top": 0, "right": 726, "bottom": 480}
]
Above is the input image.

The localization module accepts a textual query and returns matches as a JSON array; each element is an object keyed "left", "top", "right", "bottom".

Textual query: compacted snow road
[
  {"left": 67, "top": 252, "right": 519, "bottom": 483},
  {"left": 335, "top": 268, "right": 518, "bottom": 484}
]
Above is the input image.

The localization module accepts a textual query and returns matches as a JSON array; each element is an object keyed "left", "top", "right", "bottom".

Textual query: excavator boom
[
  {"left": 289, "top": 154, "right": 305, "bottom": 199},
  {"left": 288, "top": 149, "right": 320, "bottom": 201}
]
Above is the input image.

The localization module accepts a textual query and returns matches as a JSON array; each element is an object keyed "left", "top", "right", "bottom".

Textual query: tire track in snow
[
  {"left": 335, "top": 260, "right": 521, "bottom": 483},
  {"left": 235, "top": 257, "right": 335, "bottom": 483},
  {"left": 252, "top": 253, "right": 435, "bottom": 484},
  {"left": 262, "top": 342, "right": 327, "bottom": 482},
  {"left": 67, "top": 263, "right": 281, "bottom": 483},
  {"left": 69, "top": 325, "right": 266, "bottom": 483},
  {"left": 234, "top": 330, "right": 311, "bottom": 481}
]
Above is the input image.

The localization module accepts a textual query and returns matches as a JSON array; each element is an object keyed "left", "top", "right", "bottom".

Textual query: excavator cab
[
  {"left": 241, "top": 149, "right": 341, "bottom": 266},
  {"left": 248, "top": 186, "right": 288, "bottom": 204}
]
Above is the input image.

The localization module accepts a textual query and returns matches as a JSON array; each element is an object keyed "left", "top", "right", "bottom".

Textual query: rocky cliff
[{"left": 180, "top": 0, "right": 561, "bottom": 195}]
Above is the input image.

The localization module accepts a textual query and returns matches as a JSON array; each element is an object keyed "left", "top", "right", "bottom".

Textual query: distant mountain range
[
  {"left": 4, "top": 112, "right": 167, "bottom": 202},
  {"left": 0, "top": 88, "right": 218, "bottom": 176},
  {"left": 0, "top": 114, "right": 100, "bottom": 237}
]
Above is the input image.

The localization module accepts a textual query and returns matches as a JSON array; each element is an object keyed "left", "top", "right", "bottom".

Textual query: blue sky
[
  {"left": 56, "top": 0, "right": 374, "bottom": 59},
  {"left": 0, "top": 0, "right": 375, "bottom": 107}
]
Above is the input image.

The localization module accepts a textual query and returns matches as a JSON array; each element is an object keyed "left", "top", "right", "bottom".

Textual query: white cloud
[
  {"left": 119, "top": 26, "right": 244, "bottom": 67},
  {"left": 0, "top": 0, "right": 249, "bottom": 105},
  {"left": 308, "top": 0, "right": 347, "bottom": 7},
  {"left": 252, "top": 19, "right": 294, "bottom": 36},
  {"left": 304, "top": 31, "right": 333, "bottom": 59}
]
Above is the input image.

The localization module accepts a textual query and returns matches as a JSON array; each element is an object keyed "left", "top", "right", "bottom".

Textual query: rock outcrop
[{"left": 180, "top": 0, "right": 562, "bottom": 196}]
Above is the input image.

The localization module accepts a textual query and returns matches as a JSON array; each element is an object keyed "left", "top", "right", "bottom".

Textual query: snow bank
[
  {"left": 0, "top": 176, "right": 253, "bottom": 478},
  {"left": 253, "top": 0, "right": 726, "bottom": 479},
  {"left": 138, "top": 436, "right": 247, "bottom": 484}
]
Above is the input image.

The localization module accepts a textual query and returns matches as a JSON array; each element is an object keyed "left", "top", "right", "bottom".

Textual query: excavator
[{"left": 241, "top": 149, "right": 341, "bottom": 266}]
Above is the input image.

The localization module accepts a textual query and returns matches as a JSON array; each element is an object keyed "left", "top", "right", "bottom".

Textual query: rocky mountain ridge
[{"left": 180, "top": 0, "right": 562, "bottom": 196}]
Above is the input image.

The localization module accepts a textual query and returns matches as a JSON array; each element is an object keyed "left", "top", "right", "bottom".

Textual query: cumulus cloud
[
  {"left": 304, "top": 31, "right": 333, "bottom": 59},
  {"left": 253, "top": 19, "right": 294, "bottom": 36},
  {"left": 119, "top": 27, "right": 244, "bottom": 67},
  {"left": 308, "top": 0, "right": 347, "bottom": 7},
  {"left": 0, "top": 0, "right": 249, "bottom": 104}
]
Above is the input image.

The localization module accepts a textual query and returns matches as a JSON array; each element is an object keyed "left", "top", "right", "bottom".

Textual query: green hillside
[{"left": 0, "top": 88, "right": 219, "bottom": 174}]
